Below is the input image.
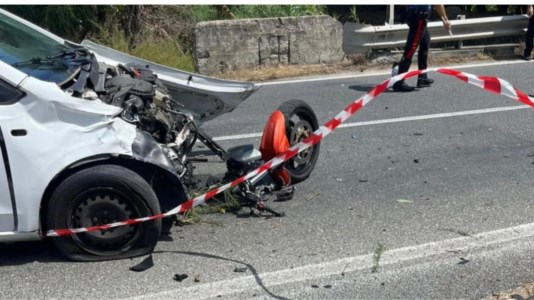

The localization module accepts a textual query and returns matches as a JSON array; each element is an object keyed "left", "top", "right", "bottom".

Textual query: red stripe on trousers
[{"left": 406, "top": 18, "right": 424, "bottom": 60}]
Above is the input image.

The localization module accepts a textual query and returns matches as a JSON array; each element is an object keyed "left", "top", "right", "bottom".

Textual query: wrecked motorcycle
[{"left": 79, "top": 43, "right": 321, "bottom": 221}]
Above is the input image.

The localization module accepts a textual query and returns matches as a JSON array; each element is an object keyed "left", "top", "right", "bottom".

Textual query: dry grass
[
  {"left": 485, "top": 282, "right": 534, "bottom": 299},
  {"left": 212, "top": 63, "right": 345, "bottom": 81},
  {"left": 371, "top": 242, "right": 386, "bottom": 273},
  {"left": 212, "top": 51, "right": 498, "bottom": 82}
]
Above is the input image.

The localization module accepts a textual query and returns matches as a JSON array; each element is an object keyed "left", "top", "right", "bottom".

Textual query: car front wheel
[{"left": 46, "top": 164, "right": 161, "bottom": 261}]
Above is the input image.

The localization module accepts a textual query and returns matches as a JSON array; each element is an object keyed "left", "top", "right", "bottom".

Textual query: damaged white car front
[{"left": 0, "top": 9, "right": 207, "bottom": 261}]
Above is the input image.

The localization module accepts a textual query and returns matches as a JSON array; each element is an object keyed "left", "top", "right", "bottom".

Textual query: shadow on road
[
  {"left": 0, "top": 235, "right": 178, "bottom": 266},
  {"left": 154, "top": 250, "right": 290, "bottom": 300},
  {"left": 349, "top": 83, "right": 396, "bottom": 94},
  {"left": 0, "top": 240, "right": 63, "bottom": 266}
]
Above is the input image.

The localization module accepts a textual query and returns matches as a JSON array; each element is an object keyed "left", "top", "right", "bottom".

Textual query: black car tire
[
  {"left": 278, "top": 99, "right": 321, "bottom": 183},
  {"left": 46, "top": 164, "right": 161, "bottom": 261}
]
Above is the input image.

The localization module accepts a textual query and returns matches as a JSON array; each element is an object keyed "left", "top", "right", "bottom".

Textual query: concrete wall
[{"left": 193, "top": 15, "right": 345, "bottom": 75}]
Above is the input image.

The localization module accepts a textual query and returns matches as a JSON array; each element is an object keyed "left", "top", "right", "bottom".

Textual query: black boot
[
  {"left": 393, "top": 81, "right": 415, "bottom": 92},
  {"left": 417, "top": 75, "right": 434, "bottom": 88}
]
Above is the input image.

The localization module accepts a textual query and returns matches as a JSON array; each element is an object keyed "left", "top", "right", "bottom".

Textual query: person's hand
[
  {"left": 441, "top": 16, "right": 451, "bottom": 33},
  {"left": 528, "top": 5, "right": 533, "bottom": 18},
  {"left": 443, "top": 19, "right": 451, "bottom": 32}
]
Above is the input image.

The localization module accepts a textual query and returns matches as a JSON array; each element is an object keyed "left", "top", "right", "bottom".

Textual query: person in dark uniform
[
  {"left": 393, "top": 5, "right": 452, "bottom": 92},
  {"left": 523, "top": 5, "right": 534, "bottom": 61}
]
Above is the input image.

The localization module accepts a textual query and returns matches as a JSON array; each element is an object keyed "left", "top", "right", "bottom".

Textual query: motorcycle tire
[{"left": 278, "top": 99, "right": 320, "bottom": 184}]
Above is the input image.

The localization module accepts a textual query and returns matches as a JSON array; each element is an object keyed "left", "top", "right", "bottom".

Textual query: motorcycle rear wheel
[{"left": 278, "top": 99, "right": 320, "bottom": 184}]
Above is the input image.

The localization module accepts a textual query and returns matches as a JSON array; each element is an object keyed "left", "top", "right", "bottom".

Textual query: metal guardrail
[{"left": 342, "top": 15, "right": 529, "bottom": 54}]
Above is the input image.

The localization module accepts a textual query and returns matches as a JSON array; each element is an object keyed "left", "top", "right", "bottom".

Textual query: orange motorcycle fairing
[
  {"left": 260, "top": 110, "right": 290, "bottom": 162},
  {"left": 260, "top": 110, "right": 291, "bottom": 186}
]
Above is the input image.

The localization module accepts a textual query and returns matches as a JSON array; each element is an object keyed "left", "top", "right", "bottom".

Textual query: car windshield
[{"left": 0, "top": 13, "right": 79, "bottom": 84}]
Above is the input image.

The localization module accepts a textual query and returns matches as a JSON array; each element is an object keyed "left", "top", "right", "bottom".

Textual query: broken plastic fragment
[
  {"left": 129, "top": 254, "right": 154, "bottom": 272},
  {"left": 458, "top": 257, "right": 470, "bottom": 265},
  {"left": 396, "top": 199, "right": 413, "bottom": 204},
  {"left": 233, "top": 267, "right": 247, "bottom": 273},
  {"left": 173, "top": 273, "right": 189, "bottom": 282}
]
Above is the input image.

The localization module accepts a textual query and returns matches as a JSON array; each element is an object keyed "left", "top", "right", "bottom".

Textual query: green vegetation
[
  {"left": 0, "top": 5, "right": 525, "bottom": 72},
  {"left": 180, "top": 189, "right": 242, "bottom": 225},
  {"left": 1, "top": 5, "right": 327, "bottom": 72}
]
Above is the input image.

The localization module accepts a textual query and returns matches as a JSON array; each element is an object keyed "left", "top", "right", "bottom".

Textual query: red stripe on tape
[
  {"left": 514, "top": 88, "right": 534, "bottom": 107},
  {"left": 405, "top": 69, "right": 422, "bottom": 79},
  {"left": 53, "top": 229, "right": 74, "bottom": 236},
  {"left": 150, "top": 213, "right": 165, "bottom": 221},
  {"left": 125, "top": 219, "right": 139, "bottom": 226},
  {"left": 205, "top": 189, "right": 219, "bottom": 201},
  {"left": 257, "top": 161, "right": 274, "bottom": 174},
  {"left": 180, "top": 200, "right": 194, "bottom": 212},
  {"left": 303, "top": 133, "right": 322, "bottom": 146},
  {"left": 324, "top": 118, "right": 341, "bottom": 131},
  {"left": 436, "top": 68, "right": 468, "bottom": 82},
  {"left": 369, "top": 81, "right": 389, "bottom": 98},
  {"left": 479, "top": 76, "right": 501, "bottom": 95},
  {"left": 345, "top": 100, "right": 363, "bottom": 115}
]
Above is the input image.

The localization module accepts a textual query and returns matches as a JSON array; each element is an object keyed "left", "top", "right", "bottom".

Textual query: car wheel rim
[{"left": 68, "top": 188, "right": 142, "bottom": 256}]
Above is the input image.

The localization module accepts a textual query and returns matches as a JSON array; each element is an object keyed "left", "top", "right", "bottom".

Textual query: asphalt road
[{"left": 3, "top": 61, "right": 534, "bottom": 299}]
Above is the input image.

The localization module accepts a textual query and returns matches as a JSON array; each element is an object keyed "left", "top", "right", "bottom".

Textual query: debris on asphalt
[
  {"left": 311, "top": 284, "right": 319, "bottom": 288},
  {"left": 276, "top": 186, "right": 296, "bottom": 201},
  {"left": 129, "top": 254, "right": 154, "bottom": 272},
  {"left": 396, "top": 199, "right": 413, "bottom": 204},
  {"left": 372, "top": 243, "right": 386, "bottom": 273},
  {"left": 352, "top": 132, "right": 358, "bottom": 139},
  {"left": 234, "top": 267, "right": 247, "bottom": 273},
  {"left": 173, "top": 273, "right": 189, "bottom": 282},
  {"left": 413, "top": 159, "right": 420, "bottom": 163},
  {"left": 359, "top": 179, "right": 368, "bottom": 183},
  {"left": 194, "top": 274, "right": 201, "bottom": 282},
  {"left": 458, "top": 257, "right": 470, "bottom": 265},
  {"left": 324, "top": 285, "right": 332, "bottom": 288},
  {"left": 413, "top": 132, "right": 423, "bottom": 136},
  {"left": 336, "top": 178, "right": 343, "bottom": 182},
  {"left": 341, "top": 264, "right": 349, "bottom": 276},
  {"left": 441, "top": 228, "right": 471, "bottom": 237},
  {"left": 306, "top": 192, "right": 320, "bottom": 201}
]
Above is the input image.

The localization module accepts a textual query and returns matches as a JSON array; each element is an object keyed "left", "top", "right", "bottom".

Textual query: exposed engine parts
[
  {"left": 66, "top": 60, "right": 198, "bottom": 191},
  {"left": 62, "top": 51, "right": 320, "bottom": 215}
]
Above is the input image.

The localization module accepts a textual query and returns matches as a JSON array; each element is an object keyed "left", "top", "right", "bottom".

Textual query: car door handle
[{"left": 11, "top": 129, "right": 27, "bottom": 136}]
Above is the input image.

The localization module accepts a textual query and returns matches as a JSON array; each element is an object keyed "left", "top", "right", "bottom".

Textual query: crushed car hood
[{"left": 80, "top": 40, "right": 261, "bottom": 123}]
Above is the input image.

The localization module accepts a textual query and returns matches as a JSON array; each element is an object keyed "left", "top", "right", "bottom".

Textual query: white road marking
[
  {"left": 260, "top": 60, "right": 527, "bottom": 86},
  {"left": 130, "top": 61, "right": 533, "bottom": 299},
  {"left": 132, "top": 222, "right": 534, "bottom": 300},
  {"left": 213, "top": 105, "right": 530, "bottom": 141}
]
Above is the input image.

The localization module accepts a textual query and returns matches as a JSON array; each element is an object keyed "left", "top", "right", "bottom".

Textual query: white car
[{"left": 0, "top": 9, "right": 270, "bottom": 261}]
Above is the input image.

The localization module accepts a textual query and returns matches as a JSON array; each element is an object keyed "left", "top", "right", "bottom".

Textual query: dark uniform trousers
[
  {"left": 524, "top": 14, "right": 534, "bottom": 57},
  {"left": 398, "top": 9, "right": 431, "bottom": 79}
]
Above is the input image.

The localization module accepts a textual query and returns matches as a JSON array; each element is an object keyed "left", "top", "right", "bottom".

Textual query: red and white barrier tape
[{"left": 45, "top": 68, "right": 534, "bottom": 237}]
